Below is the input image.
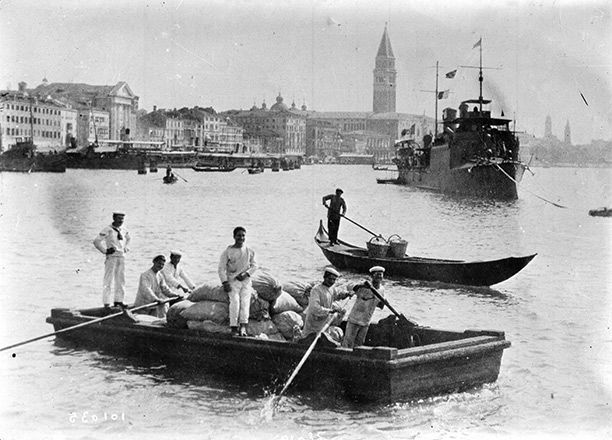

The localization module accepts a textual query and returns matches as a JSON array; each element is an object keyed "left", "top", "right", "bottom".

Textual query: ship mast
[
  {"left": 434, "top": 60, "right": 439, "bottom": 139},
  {"left": 478, "top": 38, "right": 483, "bottom": 113}
]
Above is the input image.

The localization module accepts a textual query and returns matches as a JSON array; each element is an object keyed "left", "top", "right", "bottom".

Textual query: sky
[{"left": 0, "top": 0, "right": 610, "bottom": 145}]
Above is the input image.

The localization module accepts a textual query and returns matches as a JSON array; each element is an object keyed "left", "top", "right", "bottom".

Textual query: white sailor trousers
[
  {"left": 102, "top": 255, "right": 126, "bottom": 304},
  {"left": 228, "top": 278, "right": 252, "bottom": 326}
]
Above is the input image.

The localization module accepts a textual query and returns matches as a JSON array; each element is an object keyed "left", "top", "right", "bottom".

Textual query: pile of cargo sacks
[{"left": 165, "top": 271, "right": 319, "bottom": 341}]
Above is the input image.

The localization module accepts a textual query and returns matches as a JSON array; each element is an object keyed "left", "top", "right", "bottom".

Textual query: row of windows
[
  {"left": 6, "top": 115, "right": 60, "bottom": 126},
  {"left": 3, "top": 103, "right": 61, "bottom": 115},
  {"left": 5, "top": 127, "right": 60, "bottom": 138}
]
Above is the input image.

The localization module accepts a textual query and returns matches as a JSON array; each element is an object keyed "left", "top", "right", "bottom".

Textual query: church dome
[{"left": 270, "top": 93, "right": 288, "bottom": 112}]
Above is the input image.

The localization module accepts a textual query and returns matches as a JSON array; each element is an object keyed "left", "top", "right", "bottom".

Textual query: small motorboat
[
  {"left": 315, "top": 221, "right": 536, "bottom": 286},
  {"left": 247, "top": 167, "right": 264, "bottom": 174},
  {"left": 588, "top": 207, "right": 612, "bottom": 217}
]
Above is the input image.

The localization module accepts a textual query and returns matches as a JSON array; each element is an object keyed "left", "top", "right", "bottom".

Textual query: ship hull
[
  {"left": 396, "top": 144, "right": 524, "bottom": 199},
  {"left": 0, "top": 153, "right": 66, "bottom": 173}
]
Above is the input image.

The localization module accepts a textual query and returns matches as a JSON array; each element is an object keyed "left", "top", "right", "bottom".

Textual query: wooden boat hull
[
  {"left": 0, "top": 152, "right": 66, "bottom": 173},
  {"left": 192, "top": 165, "right": 236, "bottom": 172},
  {"left": 46, "top": 307, "right": 510, "bottom": 402},
  {"left": 315, "top": 221, "right": 535, "bottom": 286}
]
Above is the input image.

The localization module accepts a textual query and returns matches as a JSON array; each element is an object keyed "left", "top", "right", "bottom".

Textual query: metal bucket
[
  {"left": 367, "top": 237, "right": 390, "bottom": 258},
  {"left": 387, "top": 234, "right": 408, "bottom": 258}
]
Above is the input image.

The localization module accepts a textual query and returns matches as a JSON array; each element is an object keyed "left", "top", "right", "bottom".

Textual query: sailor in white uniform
[
  {"left": 93, "top": 212, "right": 131, "bottom": 308},
  {"left": 160, "top": 250, "right": 195, "bottom": 295}
]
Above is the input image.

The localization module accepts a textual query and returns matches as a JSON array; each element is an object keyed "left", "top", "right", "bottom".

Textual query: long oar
[
  {"left": 272, "top": 311, "right": 340, "bottom": 404},
  {"left": 0, "top": 297, "right": 179, "bottom": 353},
  {"left": 364, "top": 281, "right": 418, "bottom": 327},
  {"left": 323, "top": 205, "right": 382, "bottom": 238},
  {"left": 173, "top": 171, "right": 188, "bottom": 183}
]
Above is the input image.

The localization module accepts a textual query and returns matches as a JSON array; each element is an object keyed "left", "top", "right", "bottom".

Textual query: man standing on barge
[
  {"left": 218, "top": 226, "right": 257, "bottom": 336},
  {"left": 342, "top": 266, "right": 385, "bottom": 349},
  {"left": 93, "top": 212, "right": 131, "bottom": 309}
]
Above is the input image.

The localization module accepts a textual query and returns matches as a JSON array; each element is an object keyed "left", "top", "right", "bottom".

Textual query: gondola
[{"left": 315, "top": 221, "right": 536, "bottom": 286}]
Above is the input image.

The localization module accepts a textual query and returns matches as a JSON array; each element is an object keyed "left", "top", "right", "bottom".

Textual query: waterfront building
[
  {"left": 304, "top": 118, "right": 343, "bottom": 158},
  {"left": 299, "top": 111, "right": 430, "bottom": 160},
  {"left": 230, "top": 95, "right": 306, "bottom": 155},
  {"left": 342, "top": 130, "right": 391, "bottom": 162},
  {"left": 0, "top": 83, "right": 68, "bottom": 152},
  {"left": 59, "top": 106, "right": 78, "bottom": 148},
  {"left": 219, "top": 116, "right": 244, "bottom": 152},
  {"left": 136, "top": 106, "right": 233, "bottom": 151},
  {"left": 32, "top": 80, "right": 139, "bottom": 143},
  {"left": 76, "top": 108, "right": 110, "bottom": 147}
]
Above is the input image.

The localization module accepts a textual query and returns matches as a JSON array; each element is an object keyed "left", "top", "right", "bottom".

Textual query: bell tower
[{"left": 373, "top": 24, "right": 397, "bottom": 113}]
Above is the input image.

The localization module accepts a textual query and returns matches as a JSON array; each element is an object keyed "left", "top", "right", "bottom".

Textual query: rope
[{"left": 494, "top": 163, "right": 568, "bottom": 209}]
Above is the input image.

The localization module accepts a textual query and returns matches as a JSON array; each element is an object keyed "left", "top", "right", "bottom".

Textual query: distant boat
[
  {"left": 392, "top": 47, "right": 526, "bottom": 199},
  {"left": 588, "top": 207, "right": 612, "bottom": 217},
  {"left": 0, "top": 141, "right": 66, "bottom": 173},
  {"left": 192, "top": 163, "right": 236, "bottom": 172},
  {"left": 162, "top": 174, "right": 178, "bottom": 184},
  {"left": 376, "top": 178, "right": 400, "bottom": 185},
  {"left": 247, "top": 167, "right": 264, "bottom": 174}
]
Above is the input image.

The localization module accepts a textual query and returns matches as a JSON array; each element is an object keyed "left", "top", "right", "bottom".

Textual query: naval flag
[
  {"left": 437, "top": 90, "right": 450, "bottom": 100},
  {"left": 472, "top": 38, "right": 482, "bottom": 49},
  {"left": 445, "top": 69, "right": 457, "bottom": 79}
]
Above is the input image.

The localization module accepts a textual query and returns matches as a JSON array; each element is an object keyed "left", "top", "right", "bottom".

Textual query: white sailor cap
[
  {"left": 170, "top": 250, "right": 182, "bottom": 256},
  {"left": 369, "top": 266, "right": 385, "bottom": 273},
  {"left": 324, "top": 267, "right": 340, "bottom": 277}
]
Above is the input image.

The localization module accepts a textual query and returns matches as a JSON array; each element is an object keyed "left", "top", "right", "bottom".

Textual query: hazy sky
[{"left": 1, "top": 0, "right": 610, "bottom": 144}]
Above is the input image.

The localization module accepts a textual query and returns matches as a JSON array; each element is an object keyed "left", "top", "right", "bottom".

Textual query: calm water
[{"left": 0, "top": 165, "right": 610, "bottom": 440}]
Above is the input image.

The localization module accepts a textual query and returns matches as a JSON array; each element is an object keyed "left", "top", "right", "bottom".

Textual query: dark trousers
[{"left": 328, "top": 217, "right": 341, "bottom": 244}]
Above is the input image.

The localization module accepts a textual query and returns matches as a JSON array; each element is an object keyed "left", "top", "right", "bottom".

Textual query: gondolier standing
[
  {"left": 322, "top": 188, "right": 346, "bottom": 245},
  {"left": 93, "top": 212, "right": 131, "bottom": 308}
]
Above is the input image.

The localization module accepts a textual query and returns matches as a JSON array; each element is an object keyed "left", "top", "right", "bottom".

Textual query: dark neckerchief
[{"left": 111, "top": 226, "right": 123, "bottom": 241}]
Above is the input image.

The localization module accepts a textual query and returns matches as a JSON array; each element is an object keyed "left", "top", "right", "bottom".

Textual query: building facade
[
  {"left": 230, "top": 95, "right": 306, "bottom": 155},
  {"left": 32, "top": 81, "right": 139, "bottom": 144},
  {"left": 0, "top": 86, "right": 68, "bottom": 151}
]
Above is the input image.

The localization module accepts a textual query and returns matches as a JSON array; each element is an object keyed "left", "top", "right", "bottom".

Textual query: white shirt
[
  {"left": 302, "top": 283, "right": 348, "bottom": 336},
  {"left": 161, "top": 262, "right": 195, "bottom": 292},
  {"left": 218, "top": 245, "right": 257, "bottom": 283},
  {"left": 134, "top": 269, "right": 173, "bottom": 307},
  {"left": 93, "top": 224, "right": 130, "bottom": 257}
]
